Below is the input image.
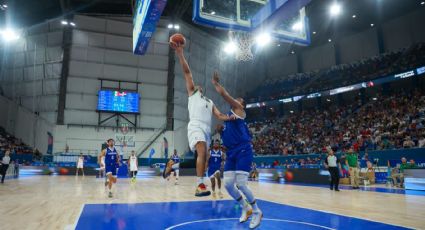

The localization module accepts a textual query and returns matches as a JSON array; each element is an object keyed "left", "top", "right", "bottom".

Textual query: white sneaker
[
  {"left": 218, "top": 191, "right": 224, "bottom": 199},
  {"left": 239, "top": 204, "right": 253, "bottom": 223},
  {"left": 249, "top": 210, "right": 263, "bottom": 229},
  {"left": 212, "top": 192, "right": 217, "bottom": 199}
]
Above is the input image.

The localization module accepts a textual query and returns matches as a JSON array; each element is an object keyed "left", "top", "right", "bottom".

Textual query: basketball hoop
[
  {"left": 229, "top": 31, "right": 254, "bottom": 62},
  {"left": 120, "top": 123, "right": 129, "bottom": 135}
]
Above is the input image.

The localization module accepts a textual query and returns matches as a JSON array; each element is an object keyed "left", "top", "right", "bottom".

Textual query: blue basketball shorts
[
  {"left": 224, "top": 143, "right": 253, "bottom": 173},
  {"left": 105, "top": 164, "right": 118, "bottom": 176}
]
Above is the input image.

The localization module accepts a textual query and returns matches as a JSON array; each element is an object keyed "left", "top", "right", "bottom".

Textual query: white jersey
[
  {"left": 129, "top": 156, "right": 138, "bottom": 171},
  {"left": 188, "top": 90, "right": 214, "bottom": 127},
  {"left": 77, "top": 157, "right": 84, "bottom": 168}
]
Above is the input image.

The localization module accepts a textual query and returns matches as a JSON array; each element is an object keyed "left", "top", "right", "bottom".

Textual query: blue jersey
[
  {"left": 105, "top": 147, "right": 118, "bottom": 165},
  {"left": 221, "top": 110, "right": 251, "bottom": 149},
  {"left": 208, "top": 149, "right": 222, "bottom": 168},
  {"left": 171, "top": 154, "right": 180, "bottom": 164}
]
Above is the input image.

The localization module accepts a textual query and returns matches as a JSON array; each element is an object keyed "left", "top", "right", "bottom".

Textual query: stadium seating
[
  {"left": 249, "top": 90, "right": 425, "bottom": 155},
  {"left": 0, "top": 127, "right": 34, "bottom": 156},
  {"left": 247, "top": 42, "right": 425, "bottom": 102}
]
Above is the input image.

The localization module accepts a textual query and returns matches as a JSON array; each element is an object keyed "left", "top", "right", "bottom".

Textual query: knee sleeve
[
  {"left": 224, "top": 171, "right": 241, "bottom": 200},
  {"left": 236, "top": 173, "right": 255, "bottom": 203}
]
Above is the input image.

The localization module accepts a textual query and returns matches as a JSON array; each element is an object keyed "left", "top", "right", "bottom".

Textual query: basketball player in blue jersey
[
  {"left": 169, "top": 149, "right": 180, "bottom": 185},
  {"left": 99, "top": 139, "right": 121, "bottom": 198},
  {"left": 206, "top": 140, "right": 225, "bottom": 199},
  {"left": 212, "top": 72, "right": 262, "bottom": 229},
  {"left": 174, "top": 44, "right": 236, "bottom": 197}
]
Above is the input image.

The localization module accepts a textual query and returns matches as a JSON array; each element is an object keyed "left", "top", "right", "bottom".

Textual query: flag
[
  {"left": 148, "top": 148, "right": 155, "bottom": 166},
  {"left": 163, "top": 137, "right": 169, "bottom": 159}
]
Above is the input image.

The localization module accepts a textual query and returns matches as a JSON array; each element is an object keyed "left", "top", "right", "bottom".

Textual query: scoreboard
[{"left": 97, "top": 90, "right": 140, "bottom": 114}]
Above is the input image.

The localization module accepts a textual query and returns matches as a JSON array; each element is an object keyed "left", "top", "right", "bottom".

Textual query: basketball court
[
  {"left": 1, "top": 0, "right": 425, "bottom": 229},
  {"left": 1, "top": 176, "right": 424, "bottom": 229}
]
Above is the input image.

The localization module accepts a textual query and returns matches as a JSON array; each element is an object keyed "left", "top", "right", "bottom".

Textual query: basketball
[
  {"left": 169, "top": 33, "right": 186, "bottom": 48},
  {"left": 285, "top": 171, "right": 294, "bottom": 181},
  {"left": 59, "top": 168, "right": 69, "bottom": 175}
]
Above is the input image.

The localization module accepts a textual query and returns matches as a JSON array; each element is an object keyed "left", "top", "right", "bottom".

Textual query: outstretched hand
[
  {"left": 171, "top": 42, "right": 184, "bottom": 55},
  {"left": 212, "top": 71, "right": 220, "bottom": 85},
  {"left": 216, "top": 124, "right": 224, "bottom": 133}
]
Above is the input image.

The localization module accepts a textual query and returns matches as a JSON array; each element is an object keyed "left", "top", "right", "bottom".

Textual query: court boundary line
[
  {"left": 165, "top": 218, "right": 335, "bottom": 230},
  {"left": 66, "top": 203, "right": 85, "bottom": 230},
  {"left": 260, "top": 198, "right": 414, "bottom": 230}
]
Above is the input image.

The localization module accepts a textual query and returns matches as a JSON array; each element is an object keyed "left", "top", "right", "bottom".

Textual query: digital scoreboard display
[{"left": 97, "top": 90, "right": 140, "bottom": 114}]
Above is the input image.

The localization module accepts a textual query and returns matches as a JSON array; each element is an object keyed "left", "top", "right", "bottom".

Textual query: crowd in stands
[
  {"left": 0, "top": 127, "right": 34, "bottom": 155},
  {"left": 247, "top": 42, "right": 425, "bottom": 103},
  {"left": 249, "top": 90, "right": 425, "bottom": 156}
]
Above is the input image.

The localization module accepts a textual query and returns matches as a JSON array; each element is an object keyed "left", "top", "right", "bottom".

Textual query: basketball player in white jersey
[
  {"left": 174, "top": 44, "right": 235, "bottom": 196},
  {"left": 128, "top": 151, "right": 138, "bottom": 183},
  {"left": 76, "top": 153, "right": 85, "bottom": 176}
]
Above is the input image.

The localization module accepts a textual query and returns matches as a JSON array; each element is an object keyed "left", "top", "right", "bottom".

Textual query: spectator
[
  {"left": 391, "top": 157, "right": 411, "bottom": 188},
  {"left": 418, "top": 135, "right": 425, "bottom": 148},
  {"left": 403, "top": 137, "right": 415, "bottom": 149}
]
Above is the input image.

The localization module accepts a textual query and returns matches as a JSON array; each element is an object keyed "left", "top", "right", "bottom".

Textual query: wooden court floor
[{"left": 0, "top": 175, "right": 424, "bottom": 229}]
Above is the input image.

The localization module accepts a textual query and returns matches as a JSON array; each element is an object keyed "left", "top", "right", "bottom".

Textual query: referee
[
  {"left": 1, "top": 149, "right": 11, "bottom": 183},
  {"left": 324, "top": 147, "right": 341, "bottom": 191}
]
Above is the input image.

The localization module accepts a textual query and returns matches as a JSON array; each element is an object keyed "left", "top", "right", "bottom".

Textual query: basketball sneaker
[
  {"left": 249, "top": 210, "right": 263, "bottom": 229},
  {"left": 218, "top": 191, "right": 224, "bottom": 199},
  {"left": 195, "top": 183, "right": 211, "bottom": 197},
  {"left": 239, "top": 203, "right": 253, "bottom": 223}
]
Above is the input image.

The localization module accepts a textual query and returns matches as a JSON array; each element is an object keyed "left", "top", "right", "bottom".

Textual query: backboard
[{"left": 193, "top": 0, "right": 311, "bottom": 46}]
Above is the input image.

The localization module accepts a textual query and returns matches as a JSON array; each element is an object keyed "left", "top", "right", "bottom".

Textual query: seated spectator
[{"left": 391, "top": 157, "right": 413, "bottom": 188}]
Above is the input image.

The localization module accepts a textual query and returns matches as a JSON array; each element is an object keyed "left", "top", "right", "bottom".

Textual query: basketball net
[
  {"left": 120, "top": 123, "right": 129, "bottom": 135},
  {"left": 230, "top": 31, "right": 254, "bottom": 62}
]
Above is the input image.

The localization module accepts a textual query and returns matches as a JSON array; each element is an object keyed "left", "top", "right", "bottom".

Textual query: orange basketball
[
  {"left": 285, "top": 171, "right": 294, "bottom": 181},
  {"left": 59, "top": 167, "right": 69, "bottom": 175},
  {"left": 169, "top": 33, "right": 186, "bottom": 48}
]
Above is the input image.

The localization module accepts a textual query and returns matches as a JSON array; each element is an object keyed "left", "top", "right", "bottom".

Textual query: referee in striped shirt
[{"left": 324, "top": 146, "right": 341, "bottom": 191}]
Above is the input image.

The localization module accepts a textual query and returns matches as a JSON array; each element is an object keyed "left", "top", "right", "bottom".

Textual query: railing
[{"left": 136, "top": 124, "right": 167, "bottom": 158}]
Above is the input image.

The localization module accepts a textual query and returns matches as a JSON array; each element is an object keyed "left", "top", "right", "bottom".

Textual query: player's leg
[
  {"left": 174, "top": 169, "right": 179, "bottom": 185},
  {"left": 224, "top": 170, "right": 252, "bottom": 222},
  {"left": 235, "top": 146, "right": 262, "bottom": 228},
  {"left": 215, "top": 171, "right": 223, "bottom": 198},
  {"left": 194, "top": 141, "right": 210, "bottom": 196},
  {"left": 210, "top": 175, "right": 216, "bottom": 198}
]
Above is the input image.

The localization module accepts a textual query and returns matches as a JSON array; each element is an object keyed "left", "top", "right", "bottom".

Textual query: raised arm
[
  {"left": 212, "top": 105, "right": 235, "bottom": 121},
  {"left": 175, "top": 46, "right": 195, "bottom": 96},
  {"left": 211, "top": 72, "right": 243, "bottom": 110}
]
